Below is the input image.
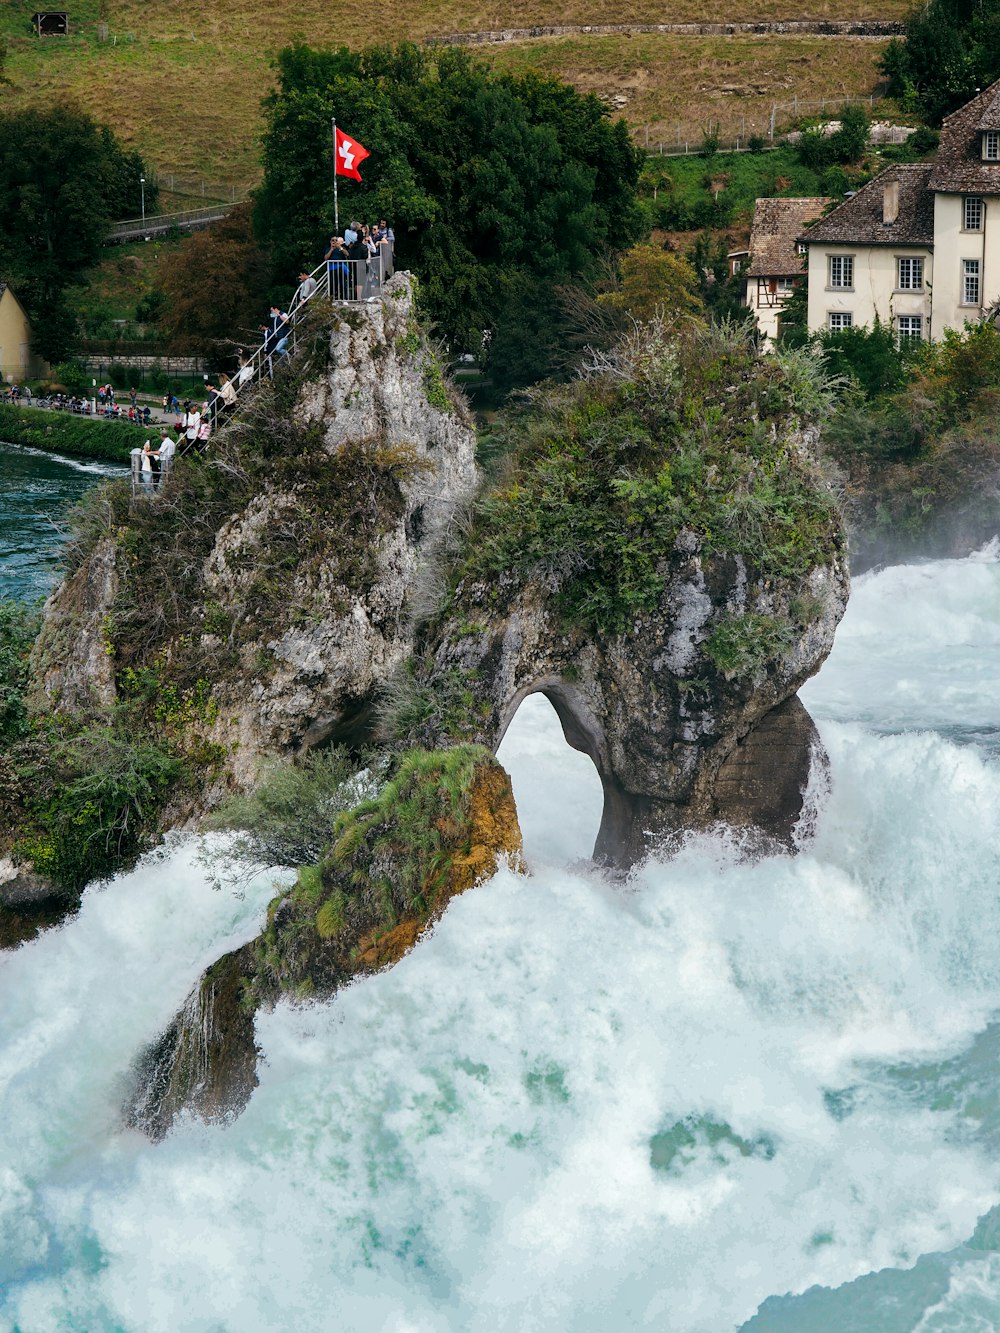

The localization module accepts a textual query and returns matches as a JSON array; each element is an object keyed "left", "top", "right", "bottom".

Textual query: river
[
  {"left": 1, "top": 451, "right": 1000, "bottom": 1330},
  {"left": 0, "top": 440, "right": 126, "bottom": 603}
]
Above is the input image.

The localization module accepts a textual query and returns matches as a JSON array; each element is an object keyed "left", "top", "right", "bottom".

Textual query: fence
[
  {"left": 213, "top": 249, "right": 394, "bottom": 419},
  {"left": 149, "top": 175, "right": 253, "bottom": 204},
  {"left": 636, "top": 93, "right": 900, "bottom": 157}
]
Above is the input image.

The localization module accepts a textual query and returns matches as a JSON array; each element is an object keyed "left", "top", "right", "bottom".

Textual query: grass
[
  {"left": 0, "top": 405, "right": 149, "bottom": 462},
  {"left": 641, "top": 144, "right": 828, "bottom": 229},
  {"left": 485, "top": 33, "right": 891, "bottom": 148},
  {"left": 0, "top": 0, "right": 893, "bottom": 185}
]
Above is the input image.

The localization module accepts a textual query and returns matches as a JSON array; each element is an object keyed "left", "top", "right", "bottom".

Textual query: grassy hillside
[
  {"left": 0, "top": 0, "right": 895, "bottom": 185},
  {"left": 488, "top": 33, "right": 891, "bottom": 147}
]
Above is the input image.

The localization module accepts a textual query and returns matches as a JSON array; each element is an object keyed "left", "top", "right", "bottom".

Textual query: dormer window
[{"left": 983, "top": 131, "right": 1000, "bottom": 161}]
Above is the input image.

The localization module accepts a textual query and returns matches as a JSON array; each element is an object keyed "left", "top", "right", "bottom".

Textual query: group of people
[
  {"left": 3, "top": 383, "right": 31, "bottom": 405},
  {"left": 323, "top": 219, "right": 394, "bottom": 302},
  {"left": 136, "top": 218, "right": 397, "bottom": 492}
]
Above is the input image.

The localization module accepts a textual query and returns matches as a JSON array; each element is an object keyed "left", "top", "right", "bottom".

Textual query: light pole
[{"left": 140, "top": 175, "right": 145, "bottom": 226}]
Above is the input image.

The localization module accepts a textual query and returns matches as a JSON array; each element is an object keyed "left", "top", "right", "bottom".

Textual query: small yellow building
[{"left": 0, "top": 284, "right": 50, "bottom": 382}]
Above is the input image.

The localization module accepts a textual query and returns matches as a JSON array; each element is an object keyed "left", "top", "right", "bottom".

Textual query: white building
[
  {"left": 742, "top": 197, "right": 830, "bottom": 346},
  {"left": 800, "top": 78, "right": 1000, "bottom": 342}
]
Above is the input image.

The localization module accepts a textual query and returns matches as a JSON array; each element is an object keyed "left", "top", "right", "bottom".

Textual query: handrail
[
  {"left": 106, "top": 204, "right": 233, "bottom": 238},
  {"left": 223, "top": 250, "right": 389, "bottom": 415}
]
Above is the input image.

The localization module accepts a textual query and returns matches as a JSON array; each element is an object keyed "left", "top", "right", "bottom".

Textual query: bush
[
  {"left": 909, "top": 125, "right": 940, "bottom": 156},
  {"left": 52, "top": 359, "right": 91, "bottom": 394},
  {"left": 0, "top": 601, "right": 39, "bottom": 746},
  {"left": 457, "top": 319, "right": 840, "bottom": 636},
  {"left": 14, "top": 712, "right": 184, "bottom": 892},
  {"left": 817, "top": 318, "right": 921, "bottom": 399},
  {"left": 202, "top": 746, "right": 375, "bottom": 883}
]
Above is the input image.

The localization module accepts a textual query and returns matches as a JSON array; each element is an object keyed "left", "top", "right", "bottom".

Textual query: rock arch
[{"left": 414, "top": 548, "right": 848, "bottom": 870}]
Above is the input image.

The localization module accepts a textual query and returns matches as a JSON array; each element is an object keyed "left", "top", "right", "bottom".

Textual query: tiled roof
[
  {"left": 746, "top": 197, "right": 831, "bottom": 276},
  {"left": 930, "top": 78, "right": 1000, "bottom": 193},
  {"left": 799, "top": 164, "right": 934, "bottom": 247}
]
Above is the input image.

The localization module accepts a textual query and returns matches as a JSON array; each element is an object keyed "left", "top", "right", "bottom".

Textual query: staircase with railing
[
  {"left": 224, "top": 247, "right": 393, "bottom": 412},
  {"left": 130, "top": 246, "right": 395, "bottom": 496}
]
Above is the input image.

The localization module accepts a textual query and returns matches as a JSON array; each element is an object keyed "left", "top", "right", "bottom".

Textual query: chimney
[{"left": 883, "top": 179, "right": 900, "bottom": 225}]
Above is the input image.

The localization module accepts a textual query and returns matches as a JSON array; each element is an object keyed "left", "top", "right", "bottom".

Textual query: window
[
  {"left": 828, "top": 311, "right": 853, "bottom": 331},
  {"left": 828, "top": 255, "right": 854, "bottom": 289},
  {"left": 897, "top": 257, "right": 924, "bottom": 290},
  {"left": 964, "top": 196, "right": 984, "bottom": 230},
  {"left": 963, "top": 258, "right": 981, "bottom": 305},
  {"left": 776, "top": 277, "right": 795, "bottom": 293},
  {"left": 983, "top": 131, "right": 1000, "bottom": 161},
  {"left": 797, "top": 242, "right": 807, "bottom": 255},
  {"left": 897, "top": 315, "right": 923, "bottom": 342}
]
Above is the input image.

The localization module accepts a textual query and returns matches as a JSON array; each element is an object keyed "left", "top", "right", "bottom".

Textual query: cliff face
[
  {"left": 408, "top": 534, "right": 845, "bottom": 866},
  {"left": 31, "top": 276, "right": 479, "bottom": 808}
]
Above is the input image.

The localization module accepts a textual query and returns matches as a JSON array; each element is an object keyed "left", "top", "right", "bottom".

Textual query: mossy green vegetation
[
  {"left": 0, "top": 600, "right": 38, "bottom": 746},
  {"left": 457, "top": 320, "right": 841, "bottom": 637},
  {"left": 10, "top": 711, "right": 184, "bottom": 891},
  {"left": 703, "top": 612, "right": 794, "bottom": 679},
  {"left": 0, "top": 405, "right": 148, "bottom": 463},
  {"left": 250, "top": 744, "right": 495, "bottom": 1000},
  {"left": 0, "top": 600, "right": 183, "bottom": 891}
]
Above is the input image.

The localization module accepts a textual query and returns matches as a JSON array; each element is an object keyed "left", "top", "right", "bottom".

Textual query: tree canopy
[
  {"left": 255, "top": 42, "right": 644, "bottom": 354},
  {"left": 156, "top": 203, "right": 270, "bottom": 358},
  {"left": 879, "top": 0, "right": 1000, "bottom": 125},
  {"left": 0, "top": 102, "right": 155, "bottom": 360}
]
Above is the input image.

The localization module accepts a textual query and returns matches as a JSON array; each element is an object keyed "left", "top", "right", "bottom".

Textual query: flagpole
[{"left": 332, "top": 116, "right": 339, "bottom": 237}]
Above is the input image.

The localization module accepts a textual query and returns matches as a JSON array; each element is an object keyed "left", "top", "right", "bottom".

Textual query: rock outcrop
[
  {"left": 126, "top": 749, "right": 522, "bottom": 1139},
  {"left": 409, "top": 540, "right": 845, "bottom": 866},
  {"left": 30, "top": 274, "right": 480, "bottom": 808},
  {"left": 0, "top": 856, "right": 73, "bottom": 950},
  {"left": 392, "top": 329, "right": 849, "bottom": 867}
]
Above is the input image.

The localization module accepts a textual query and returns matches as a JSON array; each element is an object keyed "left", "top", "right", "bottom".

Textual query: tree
[
  {"left": 256, "top": 42, "right": 644, "bottom": 366},
  {"left": 0, "top": 102, "right": 156, "bottom": 359},
  {"left": 155, "top": 203, "right": 270, "bottom": 356},
  {"left": 598, "top": 243, "right": 701, "bottom": 325},
  {"left": 879, "top": 0, "right": 1000, "bottom": 124},
  {"left": 817, "top": 319, "right": 920, "bottom": 398}
]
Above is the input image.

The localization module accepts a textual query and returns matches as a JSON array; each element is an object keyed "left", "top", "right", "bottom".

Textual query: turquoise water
[
  {"left": 2, "top": 446, "right": 1000, "bottom": 1330},
  {"left": 0, "top": 440, "right": 125, "bottom": 603}
]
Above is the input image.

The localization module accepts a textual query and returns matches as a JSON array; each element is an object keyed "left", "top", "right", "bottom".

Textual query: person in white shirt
[
  {"left": 183, "top": 403, "right": 200, "bottom": 451},
  {"left": 155, "top": 431, "right": 177, "bottom": 485},
  {"left": 293, "top": 270, "right": 318, "bottom": 310}
]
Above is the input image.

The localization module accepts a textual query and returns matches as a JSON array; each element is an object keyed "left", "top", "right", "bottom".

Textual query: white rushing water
[{"left": 2, "top": 553, "right": 1000, "bottom": 1332}]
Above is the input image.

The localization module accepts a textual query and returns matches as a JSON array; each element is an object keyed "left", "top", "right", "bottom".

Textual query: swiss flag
[{"left": 335, "top": 127, "right": 370, "bottom": 182}]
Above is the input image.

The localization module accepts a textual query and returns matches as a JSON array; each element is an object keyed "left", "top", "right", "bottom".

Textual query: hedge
[{"left": 0, "top": 405, "right": 150, "bottom": 463}]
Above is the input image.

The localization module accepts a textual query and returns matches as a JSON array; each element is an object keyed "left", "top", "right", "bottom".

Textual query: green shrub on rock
[{"left": 456, "top": 320, "right": 840, "bottom": 635}]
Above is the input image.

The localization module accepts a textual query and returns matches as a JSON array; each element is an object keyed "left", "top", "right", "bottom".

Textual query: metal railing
[
  {"left": 128, "top": 246, "right": 395, "bottom": 493},
  {"left": 224, "top": 250, "right": 391, "bottom": 412},
  {"left": 106, "top": 204, "right": 234, "bottom": 243},
  {"left": 130, "top": 448, "right": 175, "bottom": 497}
]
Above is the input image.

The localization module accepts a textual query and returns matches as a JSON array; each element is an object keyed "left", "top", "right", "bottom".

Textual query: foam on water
[{"left": 2, "top": 551, "right": 1000, "bottom": 1332}]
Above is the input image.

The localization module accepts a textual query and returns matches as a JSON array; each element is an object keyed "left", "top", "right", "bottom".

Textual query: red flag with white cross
[{"left": 334, "top": 127, "right": 370, "bottom": 182}]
